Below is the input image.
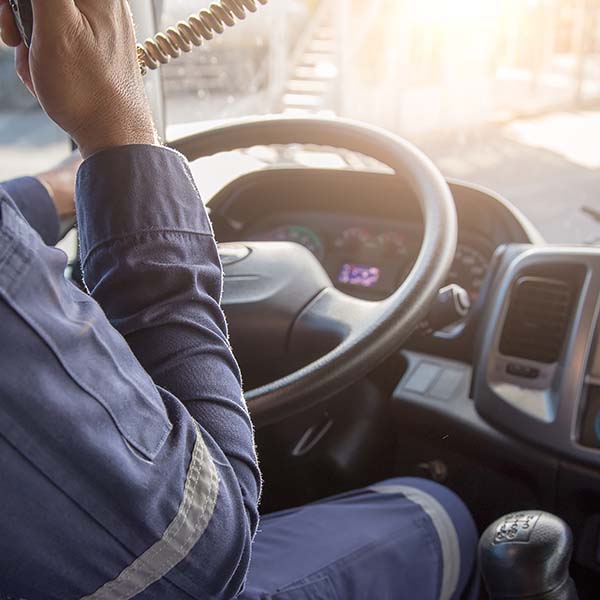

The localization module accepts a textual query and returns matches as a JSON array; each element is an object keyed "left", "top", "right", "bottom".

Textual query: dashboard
[
  {"left": 207, "top": 168, "right": 542, "bottom": 359},
  {"left": 203, "top": 166, "right": 600, "bottom": 574},
  {"left": 245, "top": 213, "right": 492, "bottom": 302}
]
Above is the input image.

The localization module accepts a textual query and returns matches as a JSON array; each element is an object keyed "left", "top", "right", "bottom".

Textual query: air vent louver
[{"left": 499, "top": 276, "right": 574, "bottom": 364}]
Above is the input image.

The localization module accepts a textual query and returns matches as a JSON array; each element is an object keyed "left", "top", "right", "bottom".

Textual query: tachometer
[
  {"left": 446, "top": 243, "right": 489, "bottom": 301},
  {"left": 266, "top": 225, "right": 325, "bottom": 261}
]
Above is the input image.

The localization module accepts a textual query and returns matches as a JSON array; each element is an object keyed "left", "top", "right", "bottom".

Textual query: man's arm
[
  {"left": 77, "top": 143, "right": 262, "bottom": 594},
  {"left": 0, "top": 152, "right": 262, "bottom": 525},
  {"left": 0, "top": 165, "right": 259, "bottom": 598},
  {"left": 1, "top": 152, "right": 81, "bottom": 245}
]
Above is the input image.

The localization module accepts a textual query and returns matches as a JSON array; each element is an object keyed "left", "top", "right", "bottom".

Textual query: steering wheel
[{"left": 172, "top": 116, "right": 457, "bottom": 428}]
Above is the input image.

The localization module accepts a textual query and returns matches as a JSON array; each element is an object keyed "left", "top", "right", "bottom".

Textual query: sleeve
[
  {"left": 77, "top": 144, "right": 261, "bottom": 596},
  {"left": 0, "top": 146, "right": 260, "bottom": 600},
  {"left": 1, "top": 176, "right": 60, "bottom": 245}
]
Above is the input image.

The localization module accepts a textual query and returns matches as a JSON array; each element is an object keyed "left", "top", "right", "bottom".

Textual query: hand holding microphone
[{"left": 0, "top": 0, "right": 157, "bottom": 158}]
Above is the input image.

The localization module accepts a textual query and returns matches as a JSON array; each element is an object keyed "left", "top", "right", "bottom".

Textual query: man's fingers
[
  {"left": 0, "top": 1, "right": 22, "bottom": 47},
  {"left": 0, "top": 0, "right": 33, "bottom": 96},
  {"left": 30, "top": 0, "right": 78, "bottom": 28}
]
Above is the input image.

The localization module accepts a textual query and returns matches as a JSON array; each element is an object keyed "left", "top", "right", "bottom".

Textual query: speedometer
[
  {"left": 446, "top": 243, "right": 489, "bottom": 301},
  {"left": 266, "top": 225, "right": 325, "bottom": 261}
]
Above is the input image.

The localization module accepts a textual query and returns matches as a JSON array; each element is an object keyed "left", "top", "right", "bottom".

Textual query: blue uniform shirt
[{"left": 0, "top": 145, "right": 261, "bottom": 600}]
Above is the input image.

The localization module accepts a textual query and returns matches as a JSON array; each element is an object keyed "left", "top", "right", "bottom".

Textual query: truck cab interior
[
  {"left": 4, "top": 0, "right": 600, "bottom": 598},
  {"left": 175, "top": 115, "right": 600, "bottom": 600}
]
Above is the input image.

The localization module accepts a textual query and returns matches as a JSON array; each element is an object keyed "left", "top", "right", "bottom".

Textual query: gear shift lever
[{"left": 479, "top": 511, "right": 579, "bottom": 600}]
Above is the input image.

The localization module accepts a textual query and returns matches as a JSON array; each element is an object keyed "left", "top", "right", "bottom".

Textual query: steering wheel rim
[{"left": 172, "top": 116, "right": 457, "bottom": 427}]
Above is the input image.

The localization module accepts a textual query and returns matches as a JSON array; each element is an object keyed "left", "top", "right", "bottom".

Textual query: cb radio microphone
[{"left": 8, "top": 0, "right": 33, "bottom": 48}]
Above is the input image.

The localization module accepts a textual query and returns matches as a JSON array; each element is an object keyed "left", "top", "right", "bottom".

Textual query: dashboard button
[
  {"left": 506, "top": 363, "right": 540, "bottom": 379},
  {"left": 404, "top": 362, "right": 442, "bottom": 394},
  {"left": 429, "top": 368, "right": 465, "bottom": 400}
]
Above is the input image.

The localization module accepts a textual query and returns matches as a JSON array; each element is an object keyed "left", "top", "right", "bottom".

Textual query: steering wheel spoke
[{"left": 289, "top": 286, "right": 380, "bottom": 363}]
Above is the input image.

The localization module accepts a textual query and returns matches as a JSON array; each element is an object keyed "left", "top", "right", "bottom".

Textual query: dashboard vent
[{"left": 499, "top": 276, "right": 574, "bottom": 364}]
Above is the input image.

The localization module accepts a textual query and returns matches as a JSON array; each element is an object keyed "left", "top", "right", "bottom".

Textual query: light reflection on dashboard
[{"left": 249, "top": 217, "right": 492, "bottom": 301}]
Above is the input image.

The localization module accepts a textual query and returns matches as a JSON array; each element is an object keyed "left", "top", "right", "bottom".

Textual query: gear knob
[{"left": 479, "top": 511, "right": 579, "bottom": 600}]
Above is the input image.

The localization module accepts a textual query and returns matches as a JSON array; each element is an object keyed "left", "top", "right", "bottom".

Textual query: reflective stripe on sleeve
[{"left": 82, "top": 425, "right": 219, "bottom": 600}]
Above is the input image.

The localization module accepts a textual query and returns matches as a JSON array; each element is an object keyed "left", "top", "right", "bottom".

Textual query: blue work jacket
[{"left": 0, "top": 145, "right": 261, "bottom": 600}]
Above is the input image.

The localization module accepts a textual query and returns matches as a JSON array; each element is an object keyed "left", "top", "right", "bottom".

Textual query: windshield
[
  {"left": 1, "top": 1, "right": 599, "bottom": 244},
  {"left": 156, "top": 0, "right": 600, "bottom": 244}
]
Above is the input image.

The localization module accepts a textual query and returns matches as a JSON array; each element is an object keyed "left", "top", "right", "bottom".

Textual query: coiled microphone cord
[{"left": 137, "top": 0, "right": 269, "bottom": 74}]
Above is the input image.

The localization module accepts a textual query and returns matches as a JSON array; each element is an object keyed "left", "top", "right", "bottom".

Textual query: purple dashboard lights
[{"left": 338, "top": 263, "right": 381, "bottom": 288}]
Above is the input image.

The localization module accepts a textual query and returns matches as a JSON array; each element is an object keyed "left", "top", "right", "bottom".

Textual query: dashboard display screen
[{"left": 338, "top": 263, "right": 382, "bottom": 288}]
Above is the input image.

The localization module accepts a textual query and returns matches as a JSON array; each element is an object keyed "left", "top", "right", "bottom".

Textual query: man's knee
[
  {"left": 370, "top": 477, "right": 479, "bottom": 599},
  {"left": 371, "top": 477, "right": 476, "bottom": 536}
]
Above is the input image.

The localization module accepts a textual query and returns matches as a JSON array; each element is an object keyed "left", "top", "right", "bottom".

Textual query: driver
[{"left": 0, "top": 1, "right": 478, "bottom": 599}]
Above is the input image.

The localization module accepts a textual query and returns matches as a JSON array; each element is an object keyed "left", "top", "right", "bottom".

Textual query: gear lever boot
[{"left": 479, "top": 511, "right": 579, "bottom": 600}]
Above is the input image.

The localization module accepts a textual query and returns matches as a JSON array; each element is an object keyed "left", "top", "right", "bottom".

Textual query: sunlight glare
[{"left": 410, "top": 0, "right": 499, "bottom": 24}]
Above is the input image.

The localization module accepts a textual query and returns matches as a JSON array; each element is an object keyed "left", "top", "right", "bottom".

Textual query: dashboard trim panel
[{"left": 474, "top": 246, "right": 600, "bottom": 468}]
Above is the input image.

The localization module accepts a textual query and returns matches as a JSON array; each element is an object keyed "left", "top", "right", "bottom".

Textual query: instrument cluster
[{"left": 250, "top": 218, "right": 492, "bottom": 301}]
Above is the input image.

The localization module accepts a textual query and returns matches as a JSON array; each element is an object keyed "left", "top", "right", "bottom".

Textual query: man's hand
[
  {"left": 36, "top": 151, "right": 82, "bottom": 218},
  {"left": 0, "top": 0, "right": 157, "bottom": 158},
  {"left": 0, "top": 1, "right": 21, "bottom": 46}
]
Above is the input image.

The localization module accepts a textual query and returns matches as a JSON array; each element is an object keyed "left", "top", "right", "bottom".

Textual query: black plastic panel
[{"left": 392, "top": 351, "right": 558, "bottom": 530}]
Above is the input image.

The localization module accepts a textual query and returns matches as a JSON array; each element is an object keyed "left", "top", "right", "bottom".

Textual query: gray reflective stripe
[
  {"left": 370, "top": 485, "right": 460, "bottom": 600},
  {"left": 82, "top": 425, "right": 219, "bottom": 600}
]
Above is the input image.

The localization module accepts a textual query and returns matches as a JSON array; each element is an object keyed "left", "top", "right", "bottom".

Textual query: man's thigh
[{"left": 242, "top": 478, "right": 478, "bottom": 600}]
